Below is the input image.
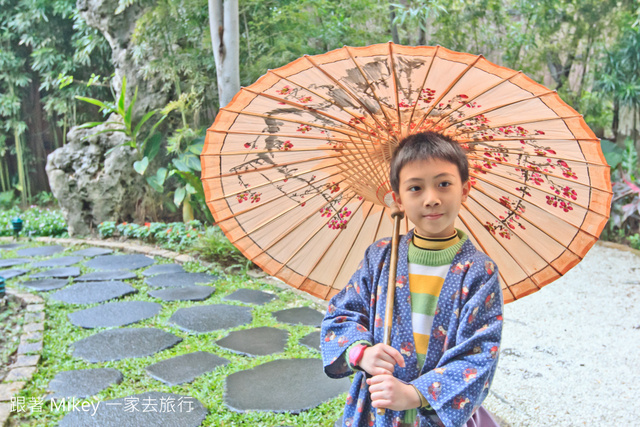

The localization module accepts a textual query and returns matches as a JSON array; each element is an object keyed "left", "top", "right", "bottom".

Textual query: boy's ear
[
  {"left": 461, "top": 180, "right": 471, "bottom": 202},
  {"left": 393, "top": 192, "right": 405, "bottom": 212}
]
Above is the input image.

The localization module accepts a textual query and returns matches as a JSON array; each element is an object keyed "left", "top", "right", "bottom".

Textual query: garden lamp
[{"left": 11, "top": 217, "right": 23, "bottom": 240}]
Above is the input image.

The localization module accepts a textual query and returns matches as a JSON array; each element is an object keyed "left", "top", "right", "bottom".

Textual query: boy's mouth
[{"left": 423, "top": 213, "right": 443, "bottom": 219}]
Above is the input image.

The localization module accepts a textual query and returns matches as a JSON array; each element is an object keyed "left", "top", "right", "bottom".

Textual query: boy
[{"left": 321, "top": 132, "right": 503, "bottom": 427}]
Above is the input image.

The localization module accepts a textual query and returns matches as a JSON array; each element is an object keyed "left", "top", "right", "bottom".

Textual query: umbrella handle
[{"left": 378, "top": 205, "right": 404, "bottom": 416}]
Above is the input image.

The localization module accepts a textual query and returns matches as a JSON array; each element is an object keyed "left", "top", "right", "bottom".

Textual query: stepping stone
[
  {"left": 148, "top": 286, "right": 214, "bottom": 302},
  {"left": 31, "top": 256, "right": 84, "bottom": 268},
  {"left": 85, "top": 254, "right": 155, "bottom": 271},
  {"left": 225, "top": 359, "right": 351, "bottom": 413},
  {"left": 273, "top": 307, "right": 324, "bottom": 327},
  {"left": 142, "top": 263, "right": 185, "bottom": 276},
  {"left": 145, "top": 351, "right": 230, "bottom": 386},
  {"left": 47, "top": 368, "right": 123, "bottom": 400},
  {"left": 299, "top": 331, "right": 320, "bottom": 352},
  {"left": 0, "top": 243, "right": 25, "bottom": 250},
  {"left": 75, "top": 270, "right": 137, "bottom": 282},
  {"left": 16, "top": 245, "right": 64, "bottom": 257},
  {"left": 0, "top": 268, "right": 29, "bottom": 279},
  {"left": 50, "top": 281, "right": 137, "bottom": 305},
  {"left": 58, "top": 391, "right": 207, "bottom": 427},
  {"left": 66, "top": 247, "right": 113, "bottom": 257},
  {"left": 216, "top": 327, "right": 288, "bottom": 357},
  {"left": 22, "top": 278, "right": 68, "bottom": 292},
  {"left": 223, "top": 289, "right": 277, "bottom": 305},
  {"left": 30, "top": 267, "right": 81, "bottom": 279},
  {"left": 146, "top": 272, "right": 218, "bottom": 288},
  {"left": 68, "top": 301, "right": 162, "bottom": 328},
  {"left": 169, "top": 304, "right": 252, "bottom": 333},
  {"left": 72, "top": 328, "right": 182, "bottom": 362},
  {"left": 0, "top": 258, "right": 30, "bottom": 268}
]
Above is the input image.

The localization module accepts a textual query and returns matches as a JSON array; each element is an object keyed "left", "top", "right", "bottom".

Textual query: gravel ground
[{"left": 483, "top": 242, "right": 640, "bottom": 426}]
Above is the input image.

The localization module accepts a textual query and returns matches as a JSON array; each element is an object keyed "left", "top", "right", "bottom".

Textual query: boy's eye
[
  {"left": 439, "top": 181, "right": 452, "bottom": 188},
  {"left": 408, "top": 186, "right": 421, "bottom": 192}
]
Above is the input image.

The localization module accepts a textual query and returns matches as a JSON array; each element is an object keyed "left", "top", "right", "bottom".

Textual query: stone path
[{"left": 0, "top": 242, "right": 348, "bottom": 426}]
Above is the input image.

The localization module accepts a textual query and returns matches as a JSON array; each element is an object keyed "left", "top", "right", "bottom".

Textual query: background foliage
[{"left": 1, "top": 0, "right": 640, "bottom": 240}]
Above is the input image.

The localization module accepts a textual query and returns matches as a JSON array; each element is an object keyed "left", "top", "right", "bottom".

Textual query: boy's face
[{"left": 393, "top": 158, "right": 470, "bottom": 238}]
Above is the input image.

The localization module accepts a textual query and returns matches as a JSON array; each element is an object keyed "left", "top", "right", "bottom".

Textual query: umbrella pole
[{"left": 378, "top": 205, "right": 404, "bottom": 416}]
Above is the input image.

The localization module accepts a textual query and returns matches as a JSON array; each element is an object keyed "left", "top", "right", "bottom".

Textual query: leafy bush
[
  {"left": 97, "top": 220, "right": 249, "bottom": 269},
  {"left": 601, "top": 138, "right": 640, "bottom": 245},
  {"left": 188, "top": 226, "right": 251, "bottom": 270},
  {"left": 0, "top": 207, "right": 68, "bottom": 237}
]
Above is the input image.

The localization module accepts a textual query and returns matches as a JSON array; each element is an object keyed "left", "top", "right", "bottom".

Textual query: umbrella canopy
[{"left": 201, "top": 43, "right": 612, "bottom": 303}]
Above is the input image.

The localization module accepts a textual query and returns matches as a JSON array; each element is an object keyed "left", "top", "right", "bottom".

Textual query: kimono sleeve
[
  {"left": 412, "top": 258, "right": 503, "bottom": 427},
  {"left": 321, "top": 243, "right": 382, "bottom": 379}
]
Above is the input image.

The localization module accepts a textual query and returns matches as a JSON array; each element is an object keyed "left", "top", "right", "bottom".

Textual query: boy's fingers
[{"left": 382, "top": 345, "right": 405, "bottom": 368}]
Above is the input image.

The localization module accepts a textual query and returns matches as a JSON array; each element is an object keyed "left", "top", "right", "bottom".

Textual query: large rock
[{"left": 46, "top": 123, "right": 145, "bottom": 236}]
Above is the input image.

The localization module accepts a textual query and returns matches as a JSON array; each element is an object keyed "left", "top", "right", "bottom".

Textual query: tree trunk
[
  {"left": 389, "top": 4, "right": 400, "bottom": 44},
  {"left": 208, "top": 0, "right": 240, "bottom": 109},
  {"left": 24, "top": 75, "right": 51, "bottom": 195},
  {"left": 612, "top": 98, "right": 620, "bottom": 143}
]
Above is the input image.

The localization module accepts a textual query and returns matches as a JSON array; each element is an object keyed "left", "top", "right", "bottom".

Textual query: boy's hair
[{"left": 389, "top": 131, "right": 469, "bottom": 193}]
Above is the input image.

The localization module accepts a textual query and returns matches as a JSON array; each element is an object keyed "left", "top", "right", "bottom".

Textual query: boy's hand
[
  {"left": 358, "top": 343, "right": 405, "bottom": 376},
  {"left": 366, "top": 375, "right": 421, "bottom": 411}
]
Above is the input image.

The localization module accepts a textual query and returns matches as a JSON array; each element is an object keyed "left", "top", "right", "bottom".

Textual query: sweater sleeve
[
  {"left": 411, "top": 258, "right": 503, "bottom": 427},
  {"left": 321, "top": 241, "right": 384, "bottom": 379}
]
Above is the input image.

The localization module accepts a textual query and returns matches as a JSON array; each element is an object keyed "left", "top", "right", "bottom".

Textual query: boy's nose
[{"left": 423, "top": 190, "right": 440, "bottom": 207}]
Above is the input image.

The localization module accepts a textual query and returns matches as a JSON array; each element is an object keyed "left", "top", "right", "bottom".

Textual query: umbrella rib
[
  {"left": 219, "top": 107, "right": 364, "bottom": 139},
  {"left": 213, "top": 170, "right": 346, "bottom": 223},
  {"left": 214, "top": 154, "right": 340, "bottom": 179},
  {"left": 242, "top": 86, "right": 380, "bottom": 135},
  {"left": 296, "top": 198, "right": 370, "bottom": 285},
  {"left": 429, "top": 70, "right": 522, "bottom": 130},
  {"left": 207, "top": 128, "right": 355, "bottom": 144},
  {"left": 207, "top": 147, "right": 345, "bottom": 156},
  {"left": 463, "top": 194, "right": 561, "bottom": 285},
  {"left": 413, "top": 53, "right": 484, "bottom": 134},
  {"left": 460, "top": 135, "right": 601, "bottom": 143},
  {"left": 465, "top": 146, "right": 610, "bottom": 167},
  {"left": 407, "top": 45, "right": 440, "bottom": 129},
  {"left": 440, "top": 89, "right": 557, "bottom": 132},
  {"left": 344, "top": 46, "right": 395, "bottom": 131},
  {"left": 205, "top": 163, "right": 338, "bottom": 200},
  {"left": 268, "top": 69, "right": 385, "bottom": 139},
  {"left": 459, "top": 204, "right": 540, "bottom": 296},
  {"left": 326, "top": 202, "right": 377, "bottom": 285},
  {"left": 454, "top": 114, "right": 584, "bottom": 137},
  {"left": 387, "top": 42, "right": 403, "bottom": 136},
  {"left": 470, "top": 172, "right": 603, "bottom": 221},
  {"left": 302, "top": 55, "right": 394, "bottom": 140},
  {"left": 468, "top": 183, "right": 596, "bottom": 249},
  {"left": 345, "top": 135, "right": 388, "bottom": 189},
  {"left": 229, "top": 177, "right": 351, "bottom": 244},
  {"left": 458, "top": 215, "right": 517, "bottom": 301},
  {"left": 467, "top": 154, "right": 613, "bottom": 198},
  {"left": 270, "top": 194, "right": 364, "bottom": 276}
]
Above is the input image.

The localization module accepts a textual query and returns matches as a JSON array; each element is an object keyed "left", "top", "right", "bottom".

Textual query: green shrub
[{"left": 0, "top": 207, "right": 67, "bottom": 237}]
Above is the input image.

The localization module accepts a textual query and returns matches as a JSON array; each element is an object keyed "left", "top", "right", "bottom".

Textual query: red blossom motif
[
  {"left": 282, "top": 140, "right": 294, "bottom": 151},
  {"left": 276, "top": 85, "right": 292, "bottom": 95},
  {"left": 296, "top": 124, "right": 312, "bottom": 133},
  {"left": 298, "top": 95, "right": 312, "bottom": 103}
]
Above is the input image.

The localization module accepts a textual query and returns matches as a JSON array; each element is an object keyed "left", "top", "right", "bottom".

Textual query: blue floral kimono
[{"left": 321, "top": 231, "right": 503, "bottom": 427}]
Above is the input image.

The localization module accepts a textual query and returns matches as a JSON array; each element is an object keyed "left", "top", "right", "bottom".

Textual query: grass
[
  {"left": 0, "top": 298, "right": 24, "bottom": 377},
  {"left": 2, "top": 242, "right": 345, "bottom": 427}
]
